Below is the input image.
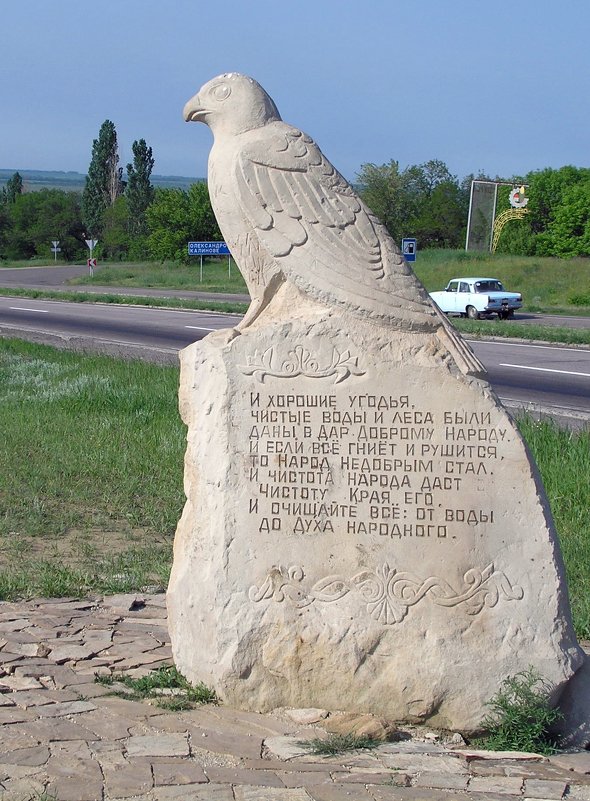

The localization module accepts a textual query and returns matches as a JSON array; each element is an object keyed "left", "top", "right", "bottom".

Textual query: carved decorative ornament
[
  {"left": 239, "top": 345, "right": 365, "bottom": 384},
  {"left": 249, "top": 562, "right": 524, "bottom": 624}
]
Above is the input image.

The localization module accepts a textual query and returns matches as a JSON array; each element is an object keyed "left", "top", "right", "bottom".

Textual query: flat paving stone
[
  {"left": 523, "top": 778, "right": 569, "bottom": 798},
  {"left": 306, "top": 785, "right": 373, "bottom": 800},
  {"left": 152, "top": 760, "right": 208, "bottom": 785},
  {"left": 103, "top": 760, "right": 154, "bottom": 797},
  {"left": 0, "top": 745, "right": 50, "bottom": 766},
  {"left": 76, "top": 708, "right": 137, "bottom": 739},
  {"left": 36, "top": 698, "right": 97, "bottom": 716},
  {"left": 549, "top": 753, "right": 590, "bottom": 773},
  {"left": 0, "top": 706, "right": 36, "bottom": 724},
  {"left": 468, "top": 775, "right": 525, "bottom": 794},
  {"left": 153, "top": 783, "right": 235, "bottom": 800},
  {"left": 0, "top": 775, "right": 46, "bottom": 801},
  {"left": 265, "top": 735, "right": 325, "bottom": 761},
  {"left": 204, "top": 765, "right": 286, "bottom": 787},
  {"left": 378, "top": 754, "right": 468, "bottom": 775},
  {"left": 125, "top": 733, "right": 190, "bottom": 758},
  {"left": 567, "top": 787, "right": 590, "bottom": 800},
  {"left": 234, "top": 789, "right": 313, "bottom": 801},
  {"left": 413, "top": 772, "right": 469, "bottom": 790},
  {"left": 369, "top": 789, "right": 475, "bottom": 801},
  {"left": 338, "top": 770, "right": 398, "bottom": 784},
  {"left": 188, "top": 725, "right": 265, "bottom": 759},
  {"left": 279, "top": 770, "right": 335, "bottom": 787},
  {"left": 17, "top": 717, "right": 99, "bottom": 741}
]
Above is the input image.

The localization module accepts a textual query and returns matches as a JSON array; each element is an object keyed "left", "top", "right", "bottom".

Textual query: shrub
[{"left": 479, "top": 668, "right": 562, "bottom": 754}]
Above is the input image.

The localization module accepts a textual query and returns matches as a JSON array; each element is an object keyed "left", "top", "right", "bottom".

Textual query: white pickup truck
[{"left": 429, "top": 277, "right": 523, "bottom": 320}]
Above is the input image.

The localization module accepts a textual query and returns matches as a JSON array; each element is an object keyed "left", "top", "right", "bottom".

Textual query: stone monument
[{"left": 167, "top": 73, "right": 583, "bottom": 732}]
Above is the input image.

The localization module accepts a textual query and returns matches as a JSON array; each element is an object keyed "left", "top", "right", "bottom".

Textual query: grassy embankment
[{"left": 1, "top": 339, "right": 589, "bottom": 639}]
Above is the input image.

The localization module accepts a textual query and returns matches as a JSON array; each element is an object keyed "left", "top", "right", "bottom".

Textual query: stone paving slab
[{"left": 1, "top": 593, "right": 589, "bottom": 801}]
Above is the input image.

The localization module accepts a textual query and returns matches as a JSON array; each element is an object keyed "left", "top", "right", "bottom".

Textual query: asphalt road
[
  {"left": 2, "top": 264, "right": 590, "bottom": 330},
  {"left": 1, "top": 294, "right": 589, "bottom": 427}
]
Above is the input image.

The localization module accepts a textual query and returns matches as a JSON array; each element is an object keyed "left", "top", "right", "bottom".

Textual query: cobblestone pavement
[{"left": 1, "top": 594, "right": 590, "bottom": 801}]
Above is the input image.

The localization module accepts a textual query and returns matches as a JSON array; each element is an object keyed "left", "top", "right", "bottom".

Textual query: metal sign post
[
  {"left": 85, "top": 238, "right": 98, "bottom": 276},
  {"left": 51, "top": 240, "right": 61, "bottom": 262},
  {"left": 188, "top": 242, "right": 231, "bottom": 283}
]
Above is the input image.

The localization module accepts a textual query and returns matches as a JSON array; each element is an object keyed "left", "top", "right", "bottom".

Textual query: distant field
[{"left": 0, "top": 168, "right": 204, "bottom": 193}]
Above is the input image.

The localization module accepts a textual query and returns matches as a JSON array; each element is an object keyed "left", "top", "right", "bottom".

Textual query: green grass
[
  {"left": 69, "top": 259, "right": 248, "bottom": 294},
  {"left": 296, "top": 733, "right": 379, "bottom": 755},
  {"left": 0, "top": 286, "right": 248, "bottom": 315},
  {"left": 476, "top": 668, "right": 562, "bottom": 754},
  {"left": 453, "top": 318, "right": 590, "bottom": 346},
  {"left": 516, "top": 417, "right": 590, "bottom": 639},
  {"left": 0, "top": 256, "right": 66, "bottom": 269},
  {"left": 95, "top": 665, "right": 216, "bottom": 710},
  {"left": 414, "top": 249, "right": 590, "bottom": 315},
  {"left": 0, "top": 338, "right": 185, "bottom": 599}
]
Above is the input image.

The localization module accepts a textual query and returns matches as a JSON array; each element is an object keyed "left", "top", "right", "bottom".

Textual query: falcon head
[{"left": 183, "top": 73, "right": 281, "bottom": 136}]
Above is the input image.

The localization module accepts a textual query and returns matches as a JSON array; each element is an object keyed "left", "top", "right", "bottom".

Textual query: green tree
[
  {"left": 541, "top": 179, "right": 590, "bottom": 257},
  {"left": 82, "top": 120, "right": 123, "bottom": 237},
  {"left": 2, "top": 171, "right": 23, "bottom": 204},
  {"left": 358, "top": 159, "right": 465, "bottom": 247},
  {"left": 101, "top": 196, "right": 130, "bottom": 260},
  {"left": 526, "top": 166, "right": 583, "bottom": 236},
  {"left": 146, "top": 183, "right": 221, "bottom": 263},
  {"left": 0, "top": 202, "right": 12, "bottom": 259},
  {"left": 3, "top": 190, "right": 85, "bottom": 261},
  {"left": 126, "top": 139, "right": 155, "bottom": 238},
  {"left": 357, "top": 160, "right": 410, "bottom": 242},
  {"left": 414, "top": 180, "right": 466, "bottom": 248}
]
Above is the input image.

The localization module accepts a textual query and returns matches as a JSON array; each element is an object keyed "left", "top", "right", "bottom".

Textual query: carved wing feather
[{"left": 235, "top": 123, "right": 435, "bottom": 324}]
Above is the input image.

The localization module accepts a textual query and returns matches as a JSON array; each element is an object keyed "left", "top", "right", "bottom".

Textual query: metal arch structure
[{"left": 491, "top": 207, "right": 530, "bottom": 253}]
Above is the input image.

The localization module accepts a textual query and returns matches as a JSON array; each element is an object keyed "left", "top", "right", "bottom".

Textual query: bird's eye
[{"left": 212, "top": 84, "right": 231, "bottom": 102}]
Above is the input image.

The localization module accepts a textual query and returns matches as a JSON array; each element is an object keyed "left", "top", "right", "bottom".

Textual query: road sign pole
[
  {"left": 85, "top": 238, "right": 98, "bottom": 276},
  {"left": 200, "top": 255, "right": 203, "bottom": 283},
  {"left": 228, "top": 255, "right": 231, "bottom": 279}
]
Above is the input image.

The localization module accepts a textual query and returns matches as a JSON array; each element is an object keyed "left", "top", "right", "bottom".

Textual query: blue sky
[{"left": 2, "top": 0, "right": 588, "bottom": 182}]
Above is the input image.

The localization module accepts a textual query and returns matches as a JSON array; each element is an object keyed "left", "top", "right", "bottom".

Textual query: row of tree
[{"left": 0, "top": 118, "right": 588, "bottom": 261}]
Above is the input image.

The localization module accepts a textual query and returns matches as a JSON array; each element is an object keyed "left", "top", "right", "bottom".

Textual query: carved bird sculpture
[{"left": 183, "top": 73, "right": 483, "bottom": 373}]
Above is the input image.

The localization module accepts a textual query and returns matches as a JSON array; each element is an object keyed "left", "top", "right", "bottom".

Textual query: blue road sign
[
  {"left": 188, "top": 241, "right": 230, "bottom": 256},
  {"left": 401, "top": 238, "right": 417, "bottom": 262}
]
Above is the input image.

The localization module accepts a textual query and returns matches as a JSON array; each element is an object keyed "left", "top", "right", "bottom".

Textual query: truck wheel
[{"left": 466, "top": 306, "right": 479, "bottom": 320}]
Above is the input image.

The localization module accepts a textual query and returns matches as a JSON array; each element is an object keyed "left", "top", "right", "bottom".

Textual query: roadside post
[
  {"left": 51, "top": 240, "right": 61, "bottom": 263},
  {"left": 401, "top": 238, "right": 417, "bottom": 263},
  {"left": 85, "top": 238, "right": 98, "bottom": 276},
  {"left": 188, "top": 242, "right": 231, "bottom": 282}
]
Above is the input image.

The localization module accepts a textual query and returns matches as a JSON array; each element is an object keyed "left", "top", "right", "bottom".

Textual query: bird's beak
[{"left": 183, "top": 92, "right": 205, "bottom": 122}]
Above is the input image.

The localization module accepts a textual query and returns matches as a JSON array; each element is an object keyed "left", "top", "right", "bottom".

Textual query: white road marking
[
  {"left": 185, "top": 325, "right": 216, "bottom": 331},
  {"left": 9, "top": 307, "right": 50, "bottom": 313},
  {"left": 467, "top": 339, "right": 589, "bottom": 354},
  {"left": 500, "top": 363, "right": 590, "bottom": 378}
]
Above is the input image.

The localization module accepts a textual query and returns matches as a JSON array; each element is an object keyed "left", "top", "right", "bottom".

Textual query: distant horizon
[{"left": 0, "top": 167, "right": 204, "bottom": 181}]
